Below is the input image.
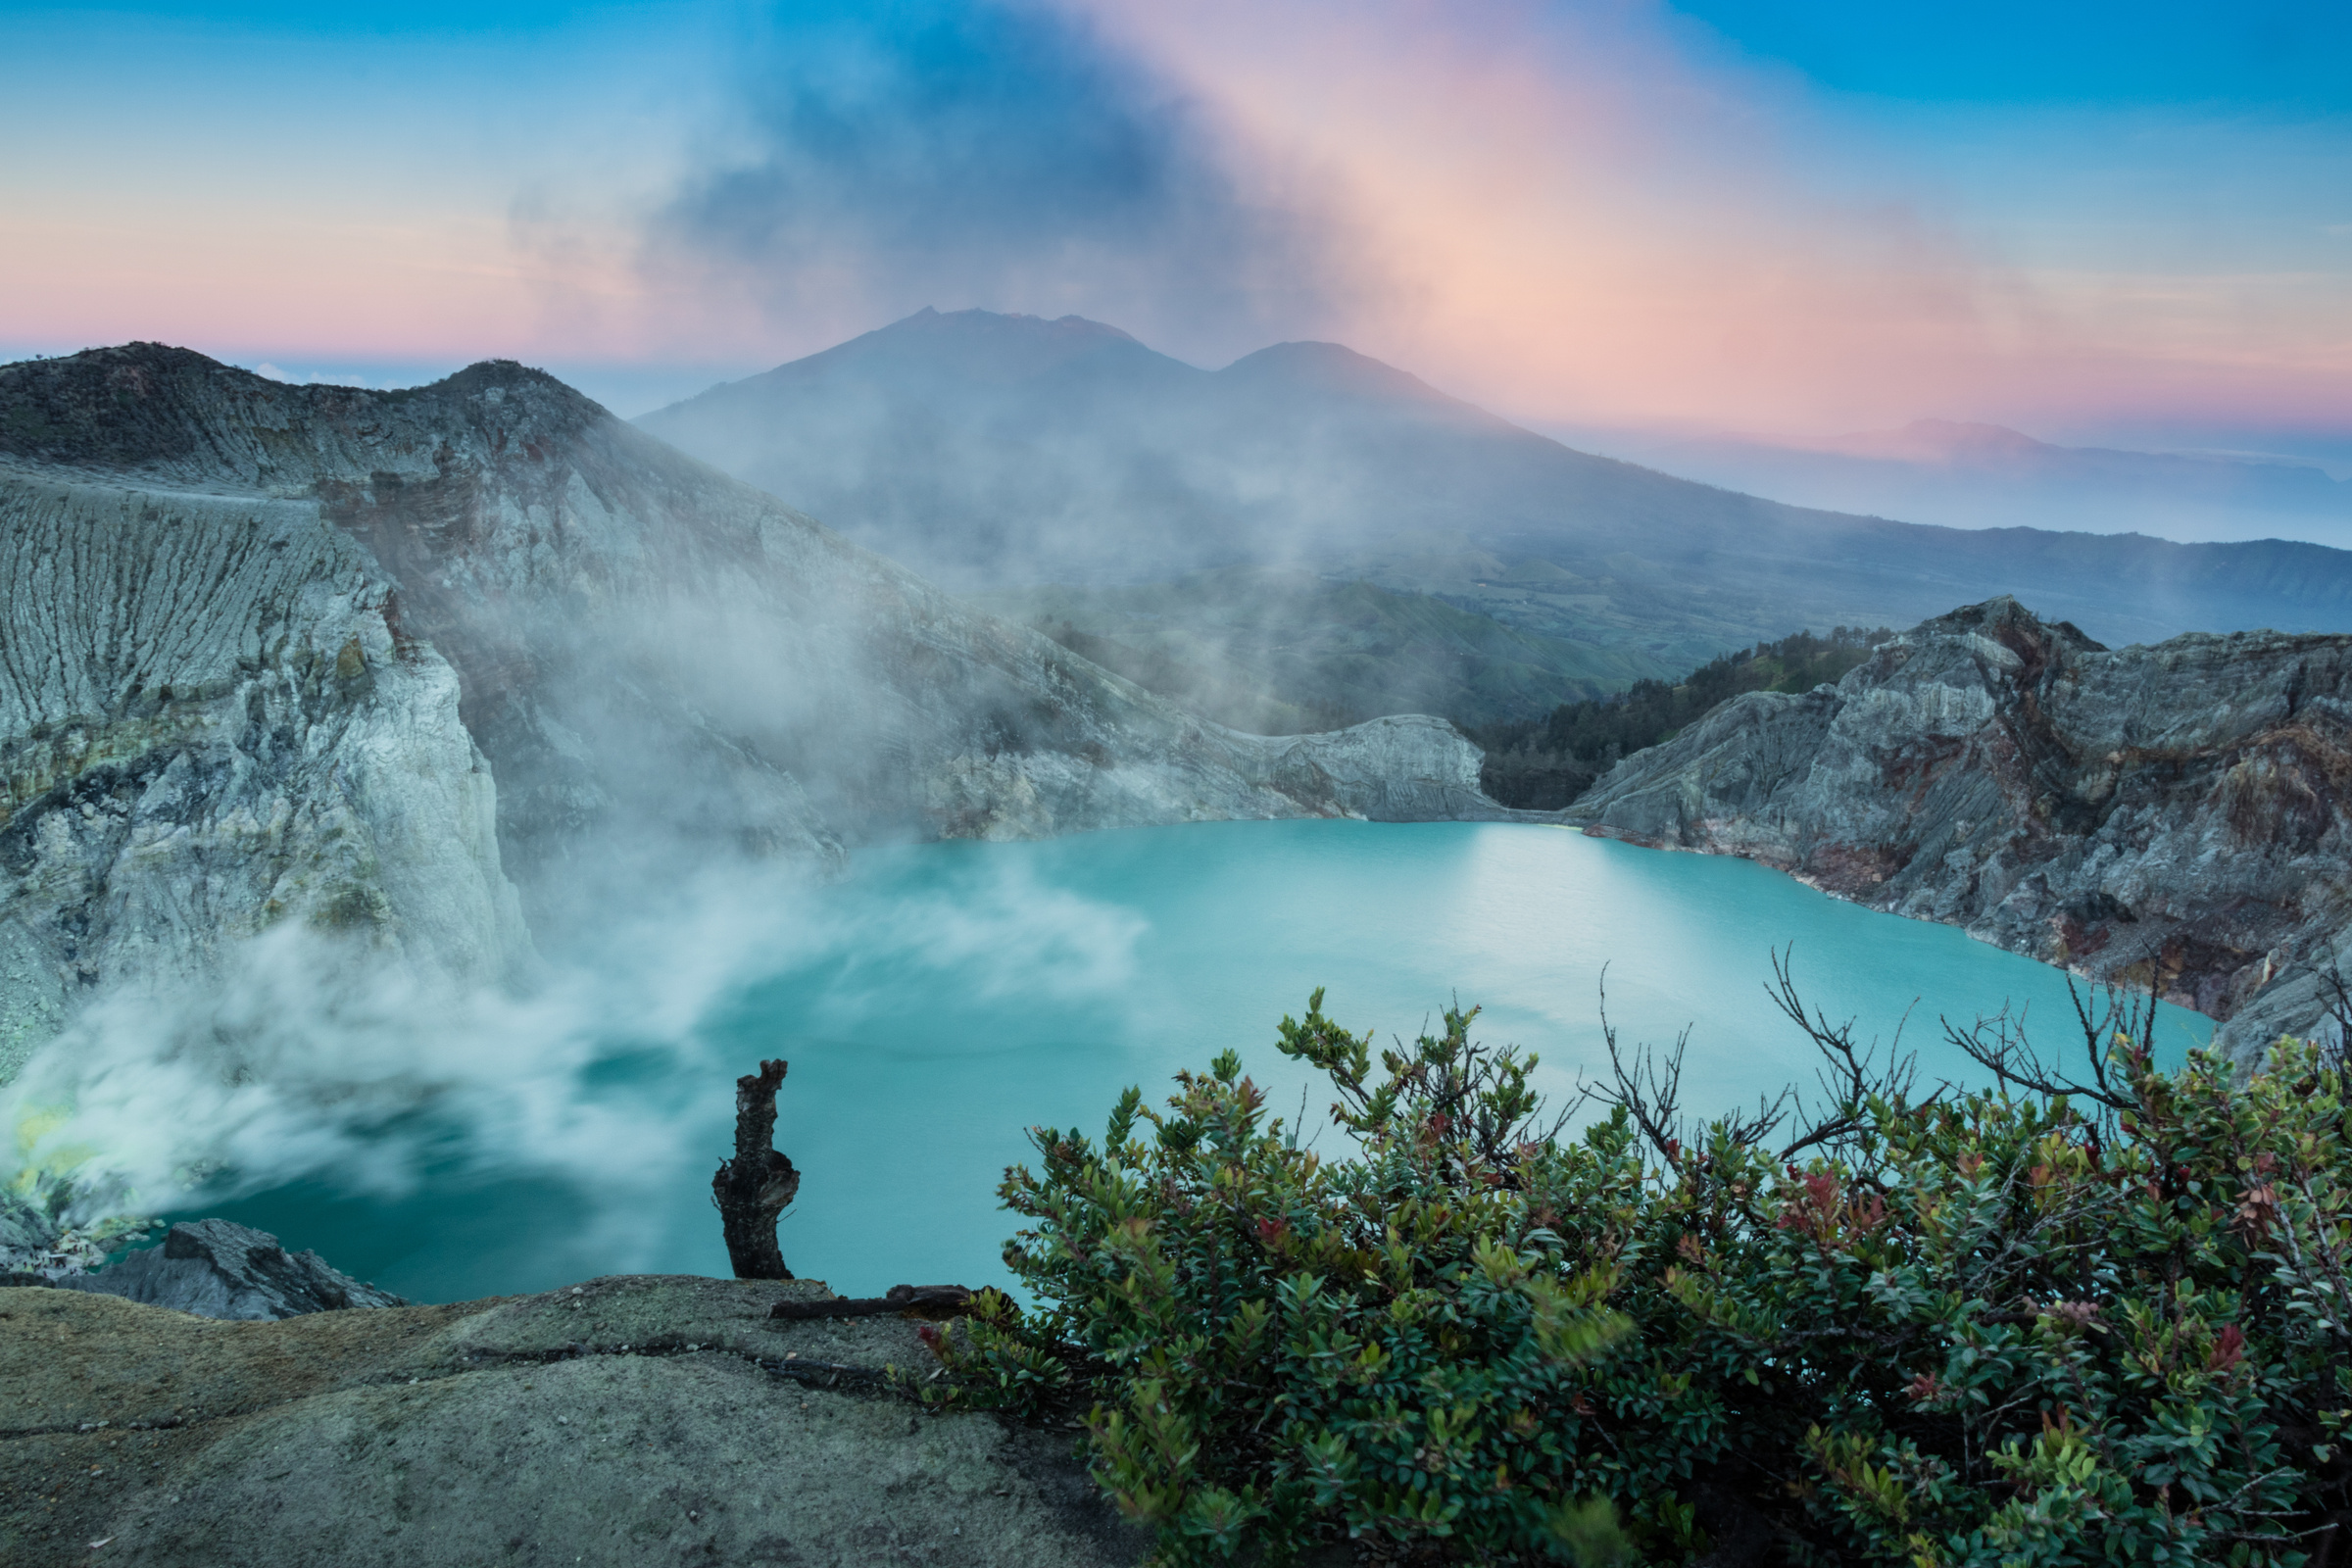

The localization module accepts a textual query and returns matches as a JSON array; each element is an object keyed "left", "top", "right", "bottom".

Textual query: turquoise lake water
[{"left": 189, "top": 820, "right": 2211, "bottom": 1302}]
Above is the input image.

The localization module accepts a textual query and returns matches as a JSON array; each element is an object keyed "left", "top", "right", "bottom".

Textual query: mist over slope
[
  {"left": 972, "top": 568, "right": 1670, "bottom": 735},
  {"left": 0, "top": 343, "right": 1494, "bottom": 1070},
  {"left": 640, "top": 309, "right": 2352, "bottom": 670},
  {"left": 0, "top": 466, "right": 528, "bottom": 1078}
]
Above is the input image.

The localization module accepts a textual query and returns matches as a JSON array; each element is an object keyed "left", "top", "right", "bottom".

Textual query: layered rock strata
[
  {"left": 0, "top": 466, "right": 525, "bottom": 1074},
  {"left": 1567, "top": 598, "right": 2352, "bottom": 1061},
  {"left": 0, "top": 345, "right": 1493, "bottom": 1067}
]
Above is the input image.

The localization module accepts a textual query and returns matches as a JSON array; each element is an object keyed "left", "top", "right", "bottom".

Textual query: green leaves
[
  {"left": 931, "top": 1002, "right": 2352, "bottom": 1565},
  {"left": 1549, "top": 1494, "right": 1635, "bottom": 1567}
]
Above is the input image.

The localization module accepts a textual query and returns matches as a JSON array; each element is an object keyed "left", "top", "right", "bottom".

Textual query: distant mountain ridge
[
  {"left": 1613, "top": 417, "right": 2352, "bottom": 550},
  {"left": 1829, "top": 418, "right": 2348, "bottom": 501},
  {"left": 640, "top": 309, "right": 1515, "bottom": 593},
  {"left": 639, "top": 309, "right": 2352, "bottom": 668}
]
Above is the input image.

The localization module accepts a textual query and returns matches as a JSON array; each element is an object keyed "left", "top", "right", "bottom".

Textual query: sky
[{"left": 2, "top": 0, "right": 2347, "bottom": 461}]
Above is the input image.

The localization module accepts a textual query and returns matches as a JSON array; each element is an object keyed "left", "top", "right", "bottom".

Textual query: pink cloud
[
  {"left": 1059, "top": 0, "right": 2352, "bottom": 438},
  {"left": 5, "top": 0, "right": 2342, "bottom": 445}
]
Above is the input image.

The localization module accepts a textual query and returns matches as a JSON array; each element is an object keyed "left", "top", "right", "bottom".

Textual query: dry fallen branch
[{"left": 768, "top": 1285, "right": 976, "bottom": 1321}]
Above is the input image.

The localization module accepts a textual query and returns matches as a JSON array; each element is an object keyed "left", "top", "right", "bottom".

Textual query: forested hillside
[{"left": 1476, "top": 627, "right": 1893, "bottom": 808}]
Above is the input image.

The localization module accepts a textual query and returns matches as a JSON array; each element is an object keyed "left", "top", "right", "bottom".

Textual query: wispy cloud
[
  {"left": 642, "top": 0, "right": 1378, "bottom": 365},
  {"left": 1063, "top": 0, "right": 2352, "bottom": 438},
  {"left": 1, "top": 0, "right": 2343, "bottom": 446},
  {"left": 251, "top": 363, "right": 378, "bottom": 388}
]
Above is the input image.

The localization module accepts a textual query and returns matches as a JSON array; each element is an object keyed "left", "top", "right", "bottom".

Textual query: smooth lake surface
[{"left": 192, "top": 821, "right": 2212, "bottom": 1302}]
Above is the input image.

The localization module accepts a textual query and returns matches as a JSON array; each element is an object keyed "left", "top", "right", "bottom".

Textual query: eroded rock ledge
[
  {"left": 45, "top": 1219, "right": 406, "bottom": 1320},
  {"left": 0, "top": 1275, "right": 1146, "bottom": 1568},
  {"left": 1566, "top": 597, "right": 2352, "bottom": 1062}
]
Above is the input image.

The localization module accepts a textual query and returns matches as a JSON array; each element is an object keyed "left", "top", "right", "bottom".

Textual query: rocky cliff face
[
  {"left": 0, "top": 345, "right": 1492, "bottom": 1065},
  {"left": 1567, "top": 598, "right": 2352, "bottom": 1062},
  {"left": 0, "top": 463, "right": 527, "bottom": 1076}
]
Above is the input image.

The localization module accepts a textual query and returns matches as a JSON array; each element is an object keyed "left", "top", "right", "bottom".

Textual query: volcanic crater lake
[{"left": 190, "top": 820, "right": 2212, "bottom": 1303}]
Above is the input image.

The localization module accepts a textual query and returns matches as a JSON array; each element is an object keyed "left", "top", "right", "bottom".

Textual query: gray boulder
[{"left": 56, "top": 1218, "right": 405, "bottom": 1320}]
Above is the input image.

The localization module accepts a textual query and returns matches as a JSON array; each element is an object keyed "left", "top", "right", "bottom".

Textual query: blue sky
[
  {"left": 1675, "top": 0, "right": 2352, "bottom": 109},
  {"left": 2, "top": 0, "right": 2344, "bottom": 457}
]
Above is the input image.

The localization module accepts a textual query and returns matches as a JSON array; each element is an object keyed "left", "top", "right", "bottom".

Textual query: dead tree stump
[{"left": 712, "top": 1057, "right": 801, "bottom": 1280}]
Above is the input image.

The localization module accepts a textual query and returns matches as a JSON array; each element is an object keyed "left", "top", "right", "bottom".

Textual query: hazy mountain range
[
  {"left": 640, "top": 310, "right": 2352, "bottom": 697},
  {"left": 1585, "top": 418, "right": 2352, "bottom": 548}
]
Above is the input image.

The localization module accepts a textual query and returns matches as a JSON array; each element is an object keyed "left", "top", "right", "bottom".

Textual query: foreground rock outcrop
[
  {"left": 0, "top": 1275, "right": 1146, "bottom": 1567},
  {"left": 1568, "top": 598, "right": 2352, "bottom": 1061},
  {"left": 0, "top": 345, "right": 1494, "bottom": 1068},
  {"left": 48, "top": 1219, "right": 406, "bottom": 1320}
]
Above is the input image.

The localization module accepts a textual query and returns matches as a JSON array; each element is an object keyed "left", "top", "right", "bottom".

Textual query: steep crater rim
[{"left": 0, "top": 343, "right": 600, "bottom": 476}]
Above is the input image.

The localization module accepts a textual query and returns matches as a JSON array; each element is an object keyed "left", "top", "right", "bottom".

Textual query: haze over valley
[
  {"left": 1581, "top": 417, "right": 2352, "bottom": 549},
  {"left": 639, "top": 306, "right": 2352, "bottom": 762},
  {"left": 644, "top": 308, "right": 2352, "bottom": 656}
]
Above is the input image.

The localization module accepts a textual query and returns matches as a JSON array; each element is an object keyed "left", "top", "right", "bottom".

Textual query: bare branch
[
  {"left": 1575, "top": 968, "right": 1711, "bottom": 1165},
  {"left": 2318, "top": 958, "right": 2352, "bottom": 1075},
  {"left": 1765, "top": 948, "right": 1942, "bottom": 1164},
  {"left": 1942, "top": 976, "right": 2154, "bottom": 1116}
]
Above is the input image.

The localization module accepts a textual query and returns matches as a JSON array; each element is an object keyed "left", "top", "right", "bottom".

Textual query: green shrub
[{"left": 932, "top": 974, "right": 2352, "bottom": 1566}]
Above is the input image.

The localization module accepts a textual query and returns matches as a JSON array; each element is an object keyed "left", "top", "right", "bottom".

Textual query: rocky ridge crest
[
  {"left": 1567, "top": 598, "right": 2352, "bottom": 1061},
  {"left": 46, "top": 1218, "right": 406, "bottom": 1319}
]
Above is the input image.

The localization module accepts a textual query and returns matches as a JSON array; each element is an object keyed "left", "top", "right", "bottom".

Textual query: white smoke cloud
[
  {"left": 640, "top": 0, "right": 1377, "bottom": 368},
  {"left": 1, "top": 852, "right": 1148, "bottom": 1274}
]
